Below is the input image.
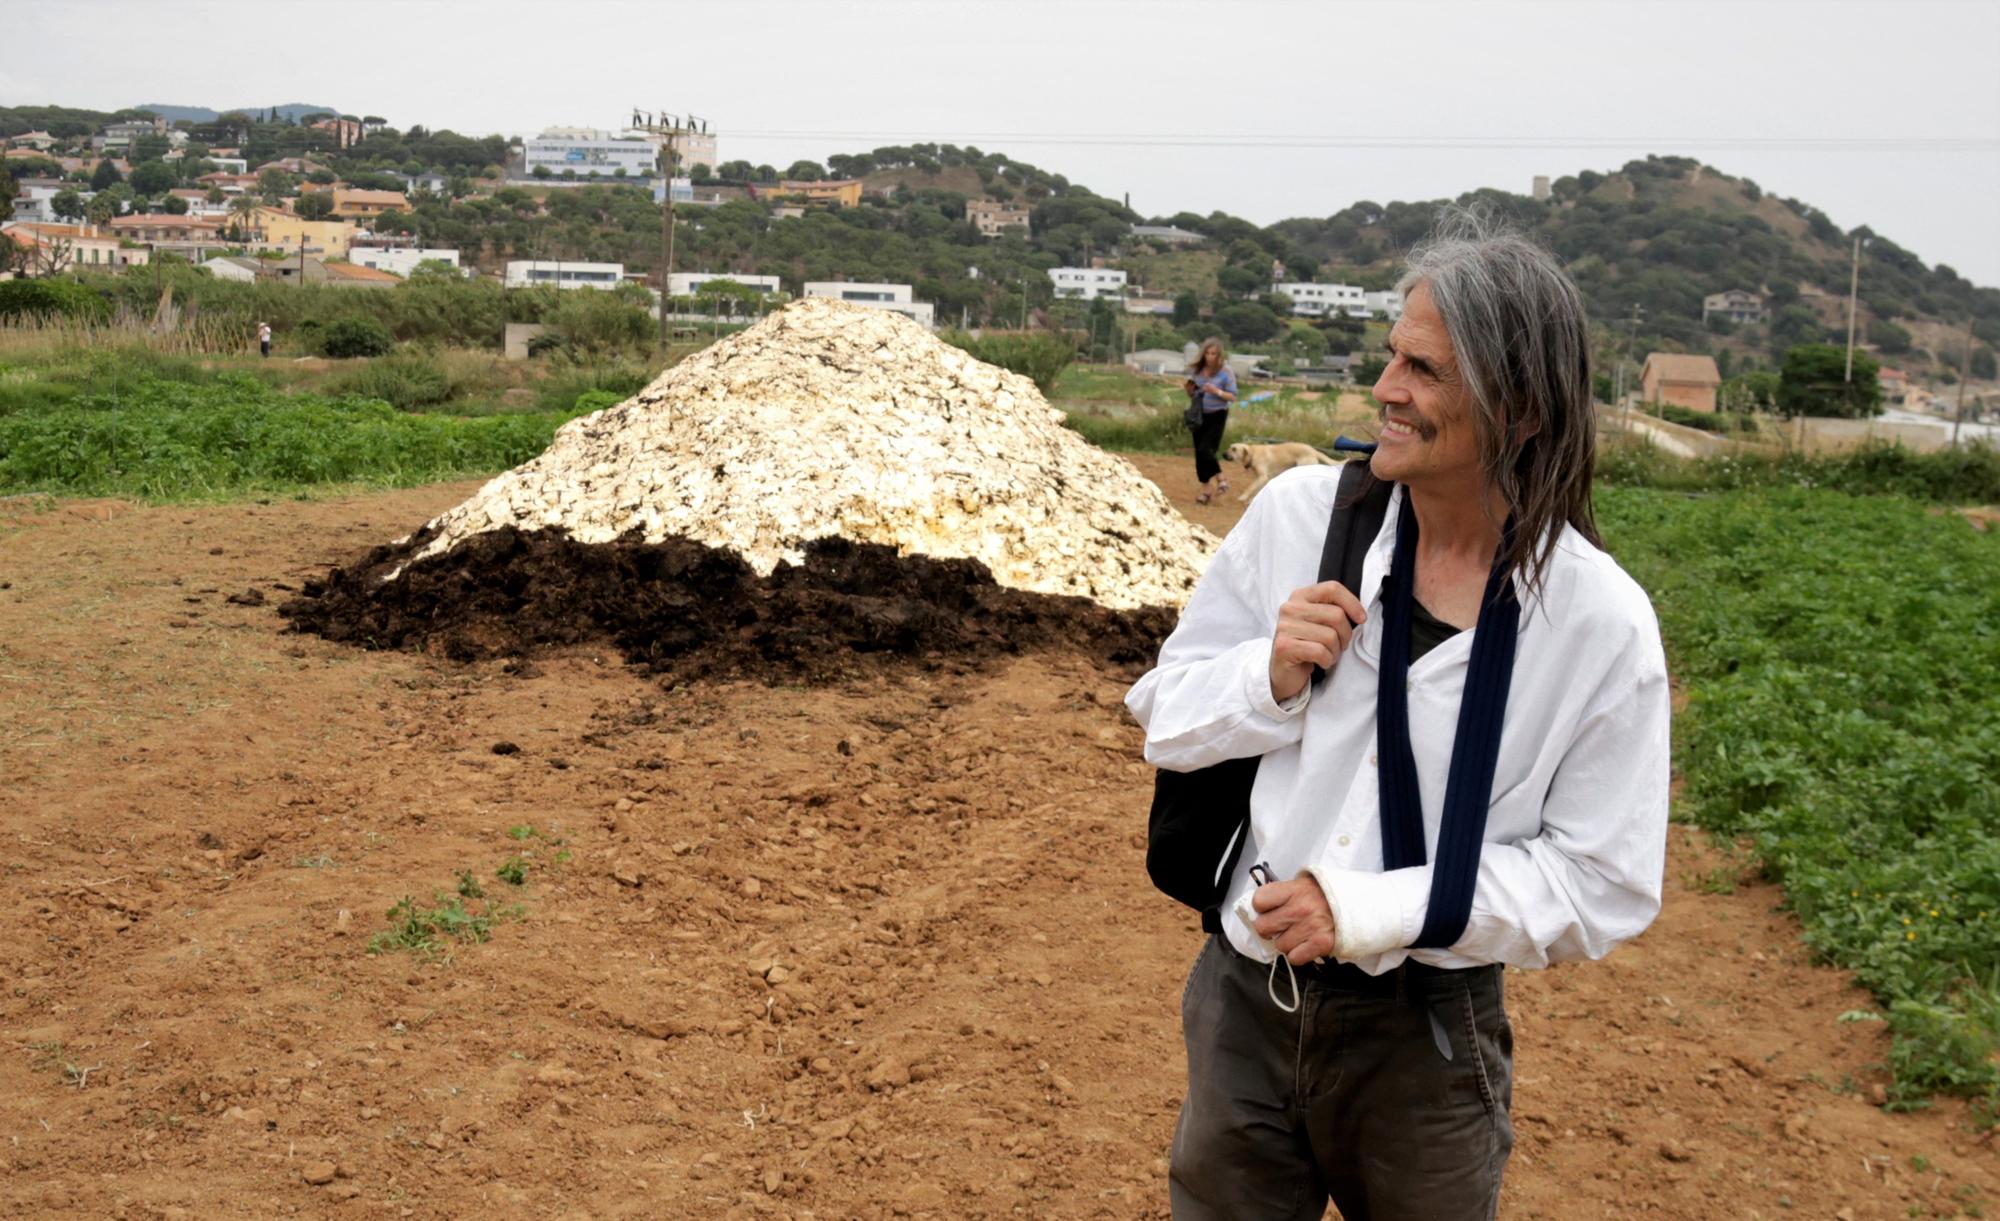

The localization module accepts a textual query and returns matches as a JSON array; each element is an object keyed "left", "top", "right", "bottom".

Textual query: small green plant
[
  {"left": 455, "top": 869, "right": 484, "bottom": 899},
  {"left": 366, "top": 892, "right": 510, "bottom": 958},
  {"left": 290, "top": 854, "right": 335, "bottom": 869},
  {"left": 495, "top": 856, "right": 529, "bottom": 886},
  {"left": 506, "top": 824, "right": 536, "bottom": 840}
]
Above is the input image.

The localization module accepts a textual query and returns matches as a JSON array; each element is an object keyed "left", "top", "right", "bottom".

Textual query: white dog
[{"left": 1223, "top": 442, "right": 1343, "bottom": 502}]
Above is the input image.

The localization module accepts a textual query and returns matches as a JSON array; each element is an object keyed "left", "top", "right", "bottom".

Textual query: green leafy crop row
[
  {"left": 0, "top": 376, "right": 590, "bottom": 500},
  {"left": 1601, "top": 486, "right": 2000, "bottom": 1108}
]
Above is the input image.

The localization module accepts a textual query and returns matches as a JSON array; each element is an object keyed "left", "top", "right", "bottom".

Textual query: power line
[{"left": 718, "top": 130, "right": 2000, "bottom": 154}]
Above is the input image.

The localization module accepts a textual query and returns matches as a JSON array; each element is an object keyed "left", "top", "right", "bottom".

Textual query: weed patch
[{"left": 366, "top": 892, "right": 520, "bottom": 959}]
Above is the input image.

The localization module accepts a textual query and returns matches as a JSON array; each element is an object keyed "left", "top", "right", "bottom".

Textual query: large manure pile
[
  {"left": 396, "top": 297, "right": 1211, "bottom": 609},
  {"left": 285, "top": 298, "right": 1213, "bottom": 679}
]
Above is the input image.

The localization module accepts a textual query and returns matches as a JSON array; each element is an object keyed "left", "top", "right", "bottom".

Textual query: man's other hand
[
  {"left": 1250, "top": 874, "right": 1338, "bottom": 966},
  {"left": 1269, "top": 581, "right": 1366, "bottom": 704}
]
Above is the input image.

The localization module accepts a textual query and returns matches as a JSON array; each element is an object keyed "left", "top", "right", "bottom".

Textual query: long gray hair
[{"left": 1392, "top": 206, "right": 1600, "bottom": 597}]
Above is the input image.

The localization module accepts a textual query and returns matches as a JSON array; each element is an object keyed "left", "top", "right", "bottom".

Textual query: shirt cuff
[
  {"left": 1245, "top": 646, "right": 1311, "bottom": 720},
  {"left": 1304, "top": 864, "right": 1432, "bottom": 960}
]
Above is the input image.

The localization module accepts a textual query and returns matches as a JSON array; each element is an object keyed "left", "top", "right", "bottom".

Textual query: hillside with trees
[{"left": 5, "top": 100, "right": 1993, "bottom": 383}]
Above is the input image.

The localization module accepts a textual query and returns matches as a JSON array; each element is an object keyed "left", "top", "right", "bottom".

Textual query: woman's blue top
[{"left": 1192, "top": 366, "right": 1237, "bottom": 413}]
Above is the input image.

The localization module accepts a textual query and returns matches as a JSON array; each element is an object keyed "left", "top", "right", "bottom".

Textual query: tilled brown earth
[{"left": 0, "top": 456, "right": 1994, "bottom": 1220}]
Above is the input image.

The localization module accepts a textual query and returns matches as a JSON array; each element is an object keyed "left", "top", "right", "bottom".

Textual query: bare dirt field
[{"left": 2, "top": 454, "right": 1995, "bottom": 1219}]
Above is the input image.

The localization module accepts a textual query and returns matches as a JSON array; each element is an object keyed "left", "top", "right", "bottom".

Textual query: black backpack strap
[{"left": 1308, "top": 461, "right": 1392, "bottom": 688}]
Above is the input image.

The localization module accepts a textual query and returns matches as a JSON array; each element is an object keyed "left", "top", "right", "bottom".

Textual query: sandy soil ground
[{"left": 2, "top": 456, "right": 1995, "bottom": 1220}]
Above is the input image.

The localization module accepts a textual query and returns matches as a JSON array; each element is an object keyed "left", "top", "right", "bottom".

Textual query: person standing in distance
[
  {"left": 1184, "top": 338, "right": 1237, "bottom": 505},
  {"left": 257, "top": 321, "right": 272, "bottom": 359},
  {"left": 1127, "top": 210, "right": 1670, "bottom": 1220}
]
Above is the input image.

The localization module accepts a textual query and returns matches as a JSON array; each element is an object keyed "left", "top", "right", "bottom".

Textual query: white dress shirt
[{"left": 1126, "top": 466, "right": 1670, "bottom": 974}]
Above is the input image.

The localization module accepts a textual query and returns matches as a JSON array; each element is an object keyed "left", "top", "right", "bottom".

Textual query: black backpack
[{"left": 1145, "top": 459, "right": 1393, "bottom": 931}]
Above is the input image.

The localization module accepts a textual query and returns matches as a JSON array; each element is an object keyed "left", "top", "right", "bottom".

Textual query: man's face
[{"left": 1369, "top": 283, "right": 1483, "bottom": 490}]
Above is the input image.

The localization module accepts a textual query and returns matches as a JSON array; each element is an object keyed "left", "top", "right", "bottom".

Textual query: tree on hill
[
  {"left": 784, "top": 160, "right": 825, "bottom": 182},
  {"left": 294, "top": 191, "right": 335, "bottom": 220},
  {"left": 1213, "top": 301, "right": 1284, "bottom": 344},
  {"left": 1776, "top": 344, "right": 1881, "bottom": 418},
  {"left": 51, "top": 189, "right": 85, "bottom": 222},
  {"left": 257, "top": 168, "right": 296, "bottom": 200},
  {"left": 90, "top": 159, "right": 123, "bottom": 191},
  {"left": 0, "top": 170, "right": 12, "bottom": 224},
  {"left": 160, "top": 194, "right": 189, "bottom": 215},
  {"left": 1868, "top": 318, "right": 1912, "bottom": 355},
  {"left": 129, "top": 160, "right": 176, "bottom": 197}
]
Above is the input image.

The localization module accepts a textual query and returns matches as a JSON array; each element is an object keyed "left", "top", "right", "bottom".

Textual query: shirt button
[
  {"left": 1338, "top": 835, "right": 1352, "bottom": 847},
  {"left": 1369, "top": 754, "right": 1378, "bottom": 767}
]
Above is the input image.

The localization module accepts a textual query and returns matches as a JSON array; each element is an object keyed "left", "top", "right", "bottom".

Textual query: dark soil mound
[{"left": 280, "top": 526, "right": 1178, "bottom": 683}]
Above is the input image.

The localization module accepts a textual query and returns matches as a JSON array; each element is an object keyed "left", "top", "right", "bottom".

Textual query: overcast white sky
[{"left": 12, "top": 0, "right": 2000, "bottom": 284}]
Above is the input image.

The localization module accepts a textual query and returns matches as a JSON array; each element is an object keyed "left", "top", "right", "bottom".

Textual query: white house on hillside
[
  {"left": 668, "top": 272, "right": 781, "bottom": 296},
  {"left": 1277, "top": 282, "right": 1367, "bottom": 319},
  {"left": 1049, "top": 267, "right": 1127, "bottom": 300},
  {"left": 504, "top": 260, "right": 625, "bottom": 289},
  {"left": 349, "top": 247, "right": 462, "bottom": 277},
  {"left": 801, "top": 281, "right": 935, "bottom": 327}
]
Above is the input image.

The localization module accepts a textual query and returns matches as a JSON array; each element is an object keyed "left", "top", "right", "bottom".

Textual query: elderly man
[{"left": 1126, "top": 212, "right": 1670, "bottom": 1220}]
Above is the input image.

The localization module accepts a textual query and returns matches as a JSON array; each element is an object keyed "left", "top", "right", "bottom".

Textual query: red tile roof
[{"left": 321, "top": 261, "right": 399, "bottom": 282}]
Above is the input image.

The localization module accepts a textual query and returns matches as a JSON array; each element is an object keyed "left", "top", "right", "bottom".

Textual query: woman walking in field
[{"left": 1185, "top": 338, "right": 1237, "bottom": 504}]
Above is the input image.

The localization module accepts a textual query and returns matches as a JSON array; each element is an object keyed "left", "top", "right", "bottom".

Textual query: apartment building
[{"left": 523, "top": 130, "right": 657, "bottom": 178}]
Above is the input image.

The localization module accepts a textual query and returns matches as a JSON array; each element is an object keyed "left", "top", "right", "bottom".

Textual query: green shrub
[
  {"left": 319, "top": 317, "right": 395, "bottom": 359},
  {"left": 939, "top": 329, "right": 1076, "bottom": 396},
  {"left": 532, "top": 357, "right": 653, "bottom": 412},
  {"left": 1597, "top": 440, "right": 2000, "bottom": 504},
  {"left": 325, "top": 352, "right": 452, "bottom": 409},
  {"left": 0, "top": 279, "right": 109, "bottom": 322},
  {"left": 544, "top": 291, "right": 653, "bottom": 356},
  {"left": 1656, "top": 405, "right": 1758, "bottom": 435}
]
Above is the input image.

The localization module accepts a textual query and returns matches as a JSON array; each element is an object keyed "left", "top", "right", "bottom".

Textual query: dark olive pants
[{"left": 1171, "top": 936, "right": 1515, "bottom": 1220}]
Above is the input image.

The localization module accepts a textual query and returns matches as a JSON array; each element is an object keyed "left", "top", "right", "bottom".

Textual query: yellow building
[
  {"left": 759, "top": 178, "right": 863, "bottom": 208},
  {"left": 249, "top": 207, "right": 357, "bottom": 258},
  {"left": 330, "top": 189, "right": 410, "bottom": 221}
]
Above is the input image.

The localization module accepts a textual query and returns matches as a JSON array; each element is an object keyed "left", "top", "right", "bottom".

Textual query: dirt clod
[{"left": 301, "top": 1161, "right": 337, "bottom": 1186}]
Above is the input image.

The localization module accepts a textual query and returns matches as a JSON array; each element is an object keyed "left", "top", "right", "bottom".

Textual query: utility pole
[
  {"left": 630, "top": 108, "right": 708, "bottom": 348},
  {"left": 1952, "top": 316, "right": 1973, "bottom": 448},
  {"left": 1843, "top": 235, "right": 1867, "bottom": 383},
  {"left": 1620, "top": 303, "right": 1644, "bottom": 425}
]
